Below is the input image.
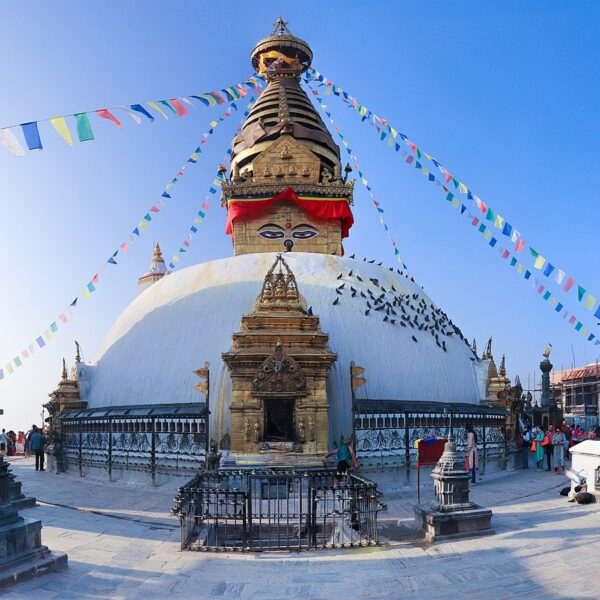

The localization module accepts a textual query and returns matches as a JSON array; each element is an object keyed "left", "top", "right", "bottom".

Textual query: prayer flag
[
  {"left": 515, "top": 239, "right": 525, "bottom": 252},
  {"left": 543, "top": 263, "right": 554, "bottom": 277},
  {"left": 59, "top": 313, "right": 68, "bottom": 324},
  {"left": 485, "top": 208, "right": 494, "bottom": 221},
  {"left": 159, "top": 100, "right": 177, "bottom": 115},
  {"left": 74, "top": 113, "right": 95, "bottom": 142},
  {"left": 502, "top": 222, "right": 513, "bottom": 237},
  {"left": 568, "top": 315, "right": 576, "bottom": 324},
  {"left": 170, "top": 99, "right": 189, "bottom": 117},
  {"left": 494, "top": 215, "right": 504, "bottom": 229},
  {"left": 87, "top": 282, "right": 96, "bottom": 293},
  {"left": 21, "top": 349, "right": 29, "bottom": 359},
  {"left": 36, "top": 336, "right": 46, "bottom": 348},
  {"left": 554, "top": 269, "right": 566, "bottom": 285},
  {"left": 21, "top": 122, "right": 43, "bottom": 150},
  {"left": 14, "top": 356, "right": 22, "bottom": 367},
  {"left": 584, "top": 294, "right": 596, "bottom": 310},
  {"left": 575, "top": 322, "right": 583, "bottom": 331},
  {"left": 147, "top": 102, "right": 169, "bottom": 119},
  {"left": 555, "top": 303, "right": 563, "bottom": 312},
  {"left": 533, "top": 255, "right": 545, "bottom": 269},
  {"left": 0, "top": 368, "right": 3, "bottom": 380},
  {"left": 118, "top": 106, "right": 142, "bottom": 124},
  {"left": 577, "top": 285, "right": 585, "bottom": 301},
  {"left": 0, "top": 127, "right": 26, "bottom": 156},
  {"left": 6, "top": 363, "right": 14, "bottom": 375},
  {"left": 594, "top": 305, "right": 600, "bottom": 319},
  {"left": 130, "top": 104, "right": 154, "bottom": 122},
  {"left": 96, "top": 109, "right": 122, "bottom": 127},
  {"left": 50, "top": 117, "right": 73, "bottom": 145}
]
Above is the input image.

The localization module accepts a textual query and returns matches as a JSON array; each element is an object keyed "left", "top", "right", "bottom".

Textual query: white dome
[{"left": 83, "top": 253, "right": 483, "bottom": 444}]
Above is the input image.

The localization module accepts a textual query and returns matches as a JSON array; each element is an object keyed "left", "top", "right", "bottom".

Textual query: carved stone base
[
  {"left": 0, "top": 514, "right": 68, "bottom": 589},
  {"left": 222, "top": 451, "right": 325, "bottom": 469},
  {"left": 413, "top": 504, "right": 494, "bottom": 543}
]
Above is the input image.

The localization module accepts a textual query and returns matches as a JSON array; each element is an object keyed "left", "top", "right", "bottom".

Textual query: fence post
[
  {"left": 404, "top": 411, "right": 410, "bottom": 485},
  {"left": 482, "top": 421, "right": 487, "bottom": 477},
  {"left": 108, "top": 419, "right": 113, "bottom": 482},
  {"left": 151, "top": 417, "right": 156, "bottom": 486}
]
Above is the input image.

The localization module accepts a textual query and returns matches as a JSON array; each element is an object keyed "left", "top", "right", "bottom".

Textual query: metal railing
[{"left": 172, "top": 469, "right": 381, "bottom": 551}]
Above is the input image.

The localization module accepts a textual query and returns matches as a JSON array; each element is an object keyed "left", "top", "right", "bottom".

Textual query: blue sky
[{"left": 1, "top": 1, "right": 599, "bottom": 430}]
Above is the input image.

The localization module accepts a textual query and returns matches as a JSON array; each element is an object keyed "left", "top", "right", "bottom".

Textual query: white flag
[
  {"left": 117, "top": 106, "right": 142, "bottom": 125},
  {"left": 0, "top": 128, "right": 26, "bottom": 156},
  {"left": 554, "top": 268, "right": 566, "bottom": 285}
]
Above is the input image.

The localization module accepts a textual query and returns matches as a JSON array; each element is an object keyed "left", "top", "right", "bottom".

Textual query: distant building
[{"left": 551, "top": 364, "right": 600, "bottom": 424}]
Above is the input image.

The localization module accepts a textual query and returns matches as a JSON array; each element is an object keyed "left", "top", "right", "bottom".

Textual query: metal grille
[
  {"left": 61, "top": 415, "right": 207, "bottom": 481},
  {"left": 172, "top": 469, "right": 380, "bottom": 551}
]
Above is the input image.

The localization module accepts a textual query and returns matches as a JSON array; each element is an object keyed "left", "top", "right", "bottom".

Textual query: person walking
[
  {"left": 466, "top": 423, "right": 479, "bottom": 485},
  {"left": 534, "top": 426, "right": 545, "bottom": 471},
  {"left": 30, "top": 426, "right": 45, "bottom": 471},
  {"left": 552, "top": 426, "right": 566, "bottom": 474},
  {"left": 543, "top": 425, "right": 554, "bottom": 471},
  {"left": 24, "top": 427, "right": 34, "bottom": 458}
]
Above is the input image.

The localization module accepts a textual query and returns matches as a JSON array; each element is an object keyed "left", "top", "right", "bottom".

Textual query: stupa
[{"left": 45, "top": 19, "right": 510, "bottom": 483}]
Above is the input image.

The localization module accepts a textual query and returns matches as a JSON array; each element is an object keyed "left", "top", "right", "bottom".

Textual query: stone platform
[
  {"left": 413, "top": 503, "right": 494, "bottom": 542},
  {"left": 2, "top": 456, "right": 600, "bottom": 599}
]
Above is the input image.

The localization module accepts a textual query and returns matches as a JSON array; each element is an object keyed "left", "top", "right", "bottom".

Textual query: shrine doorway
[{"left": 264, "top": 399, "right": 295, "bottom": 442}]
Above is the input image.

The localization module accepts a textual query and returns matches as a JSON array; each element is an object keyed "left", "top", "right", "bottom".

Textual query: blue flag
[
  {"left": 130, "top": 104, "right": 154, "bottom": 122},
  {"left": 21, "top": 122, "right": 42, "bottom": 150}
]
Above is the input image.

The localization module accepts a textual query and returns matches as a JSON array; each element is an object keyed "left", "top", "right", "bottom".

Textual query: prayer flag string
[
  {"left": 305, "top": 68, "right": 599, "bottom": 319},
  {"left": 0, "top": 76, "right": 264, "bottom": 157},
  {"left": 0, "top": 97, "right": 243, "bottom": 382}
]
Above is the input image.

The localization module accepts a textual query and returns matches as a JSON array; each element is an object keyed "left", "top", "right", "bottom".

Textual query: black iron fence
[
  {"left": 59, "top": 404, "right": 207, "bottom": 482},
  {"left": 172, "top": 469, "right": 381, "bottom": 551},
  {"left": 353, "top": 400, "right": 507, "bottom": 476}
]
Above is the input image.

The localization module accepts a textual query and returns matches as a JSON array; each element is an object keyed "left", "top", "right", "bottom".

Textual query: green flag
[{"left": 75, "top": 113, "right": 94, "bottom": 142}]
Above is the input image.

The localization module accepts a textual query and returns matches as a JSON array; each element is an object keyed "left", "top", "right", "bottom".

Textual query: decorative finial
[
  {"left": 483, "top": 336, "right": 493, "bottom": 359},
  {"left": 471, "top": 338, "right": 478, "bottom": 358},
  {"left": 272, "top": 16, "right": 290, "bottom": 36},
  {"left": 499, "top": 354, "right": 506, "bottom": 377},
  {"left": 543, "top": 343, "right": 552, "bottom": 359},
  {"left": 61, "top": 358, "right": 68, "bottom": 383},
  {"left": 514, "top": 374, "right": 521, "bottom": 387},
  {"left": 75, "top": 340, "right": 82, "bottom": 363}
]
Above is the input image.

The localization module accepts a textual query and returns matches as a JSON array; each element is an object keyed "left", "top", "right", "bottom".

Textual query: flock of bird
[{"left": 324, "top": 255, "right": 478, "bottom": 358}]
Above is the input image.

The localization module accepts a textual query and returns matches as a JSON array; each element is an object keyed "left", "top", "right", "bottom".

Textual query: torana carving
[{"left": 252, "top": 343, "right": 307, "bottom": 397}]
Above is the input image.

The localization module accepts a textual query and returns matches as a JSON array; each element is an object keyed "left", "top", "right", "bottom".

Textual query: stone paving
[{"left": 2, "top": 457, "right": 599, "bottom": 599}]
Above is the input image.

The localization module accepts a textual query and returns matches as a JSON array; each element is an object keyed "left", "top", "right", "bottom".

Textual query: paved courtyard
[{"left": 2, "top": 457, "right": 598, "bottom": 599}]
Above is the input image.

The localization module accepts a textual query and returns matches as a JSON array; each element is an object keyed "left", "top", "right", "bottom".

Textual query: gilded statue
[
  {"left": 321, "top": 168, "right": 332, "bottom": 184},
  {"left": 543, "top": 343, "right": 552, "bottom": 358},
  {"left": 280, "top": 144, "right": 292, "bottom": 159}
]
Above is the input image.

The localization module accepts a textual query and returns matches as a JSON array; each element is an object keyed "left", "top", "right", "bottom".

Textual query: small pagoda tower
[
  {"left": 138, "top": 242, "right": 169, "bottom": 294},
  {"left": 221, "top": 18, "right": 355, "bottom": 257},
  {"left": 222, "top": 255, "right": 337, "bottom": 464}
]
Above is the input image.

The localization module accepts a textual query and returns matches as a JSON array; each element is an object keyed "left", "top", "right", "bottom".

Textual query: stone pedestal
[
  {"left": 0, "top": 457, "right": 67, "bottom": 588},
  {"left": 414, "top": 437, "right": 494, "bottom": 542}
]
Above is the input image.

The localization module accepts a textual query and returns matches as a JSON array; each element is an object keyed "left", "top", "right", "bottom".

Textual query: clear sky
[{"left": 1, "top": 1, "right": 599, "bottom": 431}]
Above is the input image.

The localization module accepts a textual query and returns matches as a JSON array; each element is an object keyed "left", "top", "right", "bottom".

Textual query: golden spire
[
  {"left": 272, "top": 16, "right": 291, "bottom": 35},
  {"left": 152, "top": 242, "right": 165, "bottom": 264},
  {"left": 499, "top": 354, "right": 507, "bottom": 377},
  {"left": 75, "top": 340, "right": 82, "bottom": 363}
]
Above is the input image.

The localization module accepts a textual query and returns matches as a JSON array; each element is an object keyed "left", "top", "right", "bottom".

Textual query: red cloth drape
[{"left": 225, "top": 187, "right": 354, "bottom": 239}]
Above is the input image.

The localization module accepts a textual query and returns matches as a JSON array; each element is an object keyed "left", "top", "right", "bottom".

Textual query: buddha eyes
[
  {"left": 292, "top": 230, "right": 318, "bottom": 240},
  {"left": 258, "top": 230, "right": 285, "bottom": 239}
]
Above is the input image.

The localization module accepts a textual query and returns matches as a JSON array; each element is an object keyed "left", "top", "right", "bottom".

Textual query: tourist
[
  {"left": 534, "top": 426, "right": 545, "bottom": 471},
  {"left": 465, "top": 423, "right": 479, "bottom": 485},
  {"left": 562, "top": 422, "right": 572, "bottom": 461},
  {"left": 6, "top": 431, "right": 16, "bottom": 457},
  {"left": 16, "top": 431, "right": 25, "bottom": 454},
  {"left": 520, "top": 423, "right": 531, "bottom": 469},
  {"left": 30, "top": 426, "right": 45, "bottom": 471},
  {"left": 0, "top": 429, "right": 6, "bottom": 456},
  {"left": 323, "top": 435, "right": 359, "bottom": 485},
  {"left": 24, "top": 427, "right": 34, "bottom": 458},
  {"left": 543, "top": 425, "right": 554, "bottom": 471},
  {"left": 552, "top": 426, "right": 566, "bottom": 474}
]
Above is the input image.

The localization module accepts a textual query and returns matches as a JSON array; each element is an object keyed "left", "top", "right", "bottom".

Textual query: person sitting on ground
[{"left": 323, "top": 435, "right": 360, "bottom": 485}]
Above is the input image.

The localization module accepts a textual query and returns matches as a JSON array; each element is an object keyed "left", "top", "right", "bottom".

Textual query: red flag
[
  {"left": 96, "top": 109, "right": 122, "bottom": 127},
  {"left": 515, "top": 239, "right": 525, "bottom": 252},
  {"left": 563, "top": 277, "right": 575, "bottom": 292},
  {"left": 170, "top": 99, "right": 190, "bottom": 117},
  {"left": 91, "top": 273, "right": 99, "bottom": 284}
]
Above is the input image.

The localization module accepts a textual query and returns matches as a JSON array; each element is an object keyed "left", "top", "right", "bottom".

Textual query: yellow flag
[
  {"left": 44, "top": 328, "right": 53, "bottom": 340},
  {"left": 451, "top": 197, "right": 460, "bottom": 209},
  {"left": 139, "top": 220, "right": 148, "bottom": 231},
  {"left": 147, "top": 102, "right": 168, "bottom": 120},
  {"left": 390, "top": 127, "right": 398, "bottom": 139},
  {"left": 494, "top": 215, "right": 504, "bottom": 229},
  {"left": 5, "top": 363, "right": 14, "bottom": 375},
  {"left": 517, "top": 263, "right": 524, "bottom": 274},
  {"left": 584, "top": 294, "right": 596, "bottom": 310},
  {"left": 549, "top": 296, "right": 558, "bottom": 307},
  {"left": 210, "top": 121, "right": 218, "bottom": 128},
  {"left": 533, "top": 255, "right": 545, "bottom": 269},
  {"left": 483, "top": 230, "right": 492, "bottom": 240},
  {"left": 82, "top": 287, "right": 91, "bottom": 299},
  {"left": 172, "top": 255, "right": 180, "bottom": 262},
  {"left": 421, "top": 167, "right": 429, "bottom": 176},
  {"left": 458, "top": 182, "right": 468, "bottom": 194},
  {"left": 50, "top": 117, "right": 73, "bottom": 145},
  {"left": 580, "top": 327, "right": 589, "bottom": 337}
]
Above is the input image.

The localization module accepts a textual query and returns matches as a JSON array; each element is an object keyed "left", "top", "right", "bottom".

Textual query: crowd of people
[
  {"left": 519, "top": 419, "right": 598, "bottom": 474},
  {"left": 0, "top": 425, "right": 47, "bottom": 470}
]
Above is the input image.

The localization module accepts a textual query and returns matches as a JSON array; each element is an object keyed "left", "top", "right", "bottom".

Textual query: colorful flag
[
  {"left": 21, "top": 122, "right": 43, "bottom": 150},
  {"left": 584, "top": 294, "right": 596, "bottom": 310},
  {"left": 96, "top": 109, "right": 122, "bottom": 127},
  {"left": 50, "top": 117, "right": 73, "bottom": 145},
  {"left": 130, "top": 104, "right": 154, "bottom": 122},
  {"left": 170, "top": 99, "right": 190, "bottom": 117},
  {"left": 147, "top": 102, "right": 169, "bottom": 119},
  {"left": 0, "top": 127, "right": 26, "bottom": 156},
  {"left": 75, "top": 113, "right": 95, "bottom": 142}
]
